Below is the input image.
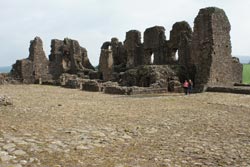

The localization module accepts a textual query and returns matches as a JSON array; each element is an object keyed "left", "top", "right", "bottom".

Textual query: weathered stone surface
[
  {"left": 7, "top": 7, "right": 243, "bottom": 94},
  {"left": 81, "top": 80, "right": 101, "bottom": 92},
  {"left": 28, "top": 37, "right": 50, "bottom": 82},
  {"left": 190, "top": 7, "right": 242, "bottom": 90},
  {"left": 0, "top": 73, "right": 18, "bottom": 84},
  {"left": 81, "top": 47, "right": 95, "bottom": 71},
  {"left": 88, "top": 71, "right": 102, "bottom": 80},
  {"left": 49, "top": 38, "right": 95, "bottom": 80},
  {"left": 0, "top": 95, "right": 12, "bottom": 106},
  {"left": 111, "top": 38, "right": 127, "bottom": 68},
  {"left": 48, "top": 39, "right": 64, "bottom": 80},
  {"left": 144, "top": 26, "right": 166, "bottom": 65},
  {"left": 60, "top": 73, "right": 80, "bottom": 89},
  {"left": 0, "top": 73, "right": 7, "bottom": 84},
  {"left": 99, "top": 49, "right": 113, "bottom": 81},
  {"left": 124, "top": 30, "right": 143, "bottom": 68},
  {"left": 11, "top": 59, "right": 33, "bottom": 83},
  {"left": 168, "top": 80, "right": 183, "bottom": 92},
  {"left": 121, "top": 65, "right": 181, "bottom": 91},
  {"left": 207, "top": 86, "right": 250, "bottom": 94},
  {"left": 102, "top": 81, "right": 119, "bottom": 89},
  {"left": 104, "top": 86, "right": 128, "bottom": 95},
  {"left": 169, "top": 21, "right": 192, "bottom": 66},
  {"left": 11, "top": 37, "right": 50, "bottom": 84},
  {"left": 13, "top": 150, "right": 26, "bottom": 156},
  {"left": 231, "top": 57, "right": 243, "bottom": 84},
  {"left": 144, "top": 26, "right": 166, "bottom": 50},
  {"left": 128, "top": 86, "right": 168, "bottom": 95}
]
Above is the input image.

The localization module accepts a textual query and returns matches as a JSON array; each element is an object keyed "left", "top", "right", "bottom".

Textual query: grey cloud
[{"left": 0, "top": 0, "right": 249, "bottom": 66}]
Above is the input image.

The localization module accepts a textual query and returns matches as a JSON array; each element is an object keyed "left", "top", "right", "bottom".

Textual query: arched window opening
[
  {"left": 151, "top": 53, "right": 154, "bottom": 64},
  {"left": 175, "top": 50, "right": 179, "bottom": 61}
]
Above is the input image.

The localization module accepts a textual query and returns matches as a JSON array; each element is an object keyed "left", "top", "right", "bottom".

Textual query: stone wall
[
  {"left": 190, "top": 7, "right": 242, "bottom": 90},
  {"left": 49, "top": 38, "right": 95, "bottom": 80},
  {"left": 9, "top": 7, "right": 243, "bottom": 92},
  {"left": 11, "top": 37, "right": 95, "bottom": 83},
  {"left": 11, "top": 59, "right": 33, "bottom": 83},
  {"left": 49, "top": 39, "right": 64, "bottom": 80},
  {"left": 29, "top": 37, "right": 50, "bottom": 82},
  {"left": 99, "top": 49, "right": 113, "bottom": 81},
  {"left": 111, "top": 38, "right": 127, "bottom": 68},
  {"left": 143, "top": 26, "right": 166, "bottom": 65},
  {"left": 120, "top": 65, "right": 181, "bottom": 90},
  {"left": 11, "top": 37, "right": 49, "bottom": 83},
  {"left": 124, "top": 30, "right": 143, "bottom": 68},
  {"left": 231, "top": 57, "right": 243, "bottom": 83},
  {"left": 169, "top": 21, "right": 192, "bottom": 67}
]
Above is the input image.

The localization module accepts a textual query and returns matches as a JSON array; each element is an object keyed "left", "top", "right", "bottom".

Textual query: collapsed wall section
[
  {"left": 49, "top": 38, "right": 95, "bottom": 80},
  {"left": 11, "top": 37, "right": 49, "bottom": 83}
]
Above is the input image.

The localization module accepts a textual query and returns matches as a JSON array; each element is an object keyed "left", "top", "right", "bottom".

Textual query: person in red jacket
[{"left": 183, "top": 80, "right": 189, "bottom": 95}]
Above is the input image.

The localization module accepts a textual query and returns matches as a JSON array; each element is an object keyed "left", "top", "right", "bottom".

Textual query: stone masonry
[
  {"left": 124, "top": 30, "right": 144, "bottom": 68},
  {"left": 190, "top": 7, "right": 242, "bottom": 90},
  {"left": 9, "top": 7, "right": 243, "bottom": 92},
  {"left": 11, "top": 37, "right": 95, "bottom": 83},
  {"left": 49, "top": 38, "right": 94, "bottom": 80},
  {"left": 169, "top": 21, "right": 192, "bottom": 67},
  {"left": 11, "top": 37, "right": 49, "bottom": 83},
  {"left": 97, "top": 7, "right": 242, "bottom": 92},
  {"left": 99, "top": 49, "right": 113, "bottom": 81},
  {"left": 143, "top": 26, "right": 166, "bottom": 65}
]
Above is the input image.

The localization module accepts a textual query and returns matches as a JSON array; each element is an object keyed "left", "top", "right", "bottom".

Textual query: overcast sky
[{"left": 0, "top": 0, "right": 249, "bottom": 66}]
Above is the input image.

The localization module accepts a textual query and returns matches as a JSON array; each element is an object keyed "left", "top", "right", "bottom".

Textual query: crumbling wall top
[{"left": 144, "top": 26, "right": 166, "bottom": 49}]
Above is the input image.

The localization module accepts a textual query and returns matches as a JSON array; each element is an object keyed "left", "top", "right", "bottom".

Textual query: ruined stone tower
[
  {"left": 124, "top": 30, "right": 143, "bottom": 68},
  {"left": 190, "top": 7, "right": 242, "bottom": 90},
  {"left": 11, "top": 37, "right": 49, "bottom": 83}
]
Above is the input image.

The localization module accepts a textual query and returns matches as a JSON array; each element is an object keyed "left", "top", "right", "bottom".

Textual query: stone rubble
[{"left": 0, "top": 95, "right": 12, "bottom": 106}]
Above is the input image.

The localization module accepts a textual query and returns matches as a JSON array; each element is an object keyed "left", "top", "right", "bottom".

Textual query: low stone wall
[
  {"left": 103, "top": 85, "right": 171, "bottom": 95},
  {"left": 130, "top": 87, "right": 168, "bottom": 95},
  {"left": 104, "top": 86, "right": 128, "bottom": 95},
  {"left": 81, "top": 80, "right": 101, "bottom": 92},
  {"left": 206, "top": 86, "right": 250, "bottom": 94},
  {"left": 234, "top": 83, "right": 250, "bottom": 87}
]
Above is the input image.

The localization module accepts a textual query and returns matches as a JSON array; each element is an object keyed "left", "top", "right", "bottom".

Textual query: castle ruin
[{"left": 8, "top": 7, "right": 243, "bottom": 94}]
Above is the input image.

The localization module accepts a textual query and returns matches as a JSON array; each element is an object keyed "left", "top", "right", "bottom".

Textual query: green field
[{"left": 243, "top": 64, "right": 250, "bottom": 84}]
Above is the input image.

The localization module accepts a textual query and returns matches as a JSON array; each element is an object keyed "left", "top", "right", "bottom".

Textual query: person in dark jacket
[{"left": 188, "top": 79, "right": 193, "bottom": 94}]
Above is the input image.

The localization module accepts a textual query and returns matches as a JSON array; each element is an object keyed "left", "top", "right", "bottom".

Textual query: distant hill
[
  {"left": 0, "top": 66, "right": 11, "bottom": 73},
  {"left": 237, "top": 56, "right": 250, "bottom": 64}
]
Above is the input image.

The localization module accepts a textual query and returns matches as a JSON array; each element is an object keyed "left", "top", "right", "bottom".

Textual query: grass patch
[{"left": 243, "top": 64, "right": 250, "bottom": 84}]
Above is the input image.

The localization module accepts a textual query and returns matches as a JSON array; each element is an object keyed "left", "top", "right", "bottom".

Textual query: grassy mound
[{"left": 243, "top": 64, "right": 250, "bottom": 83}]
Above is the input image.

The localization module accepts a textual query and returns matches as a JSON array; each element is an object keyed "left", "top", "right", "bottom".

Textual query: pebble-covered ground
[{"left": 0, "top": 84, "right": 250, "bottom": 167}]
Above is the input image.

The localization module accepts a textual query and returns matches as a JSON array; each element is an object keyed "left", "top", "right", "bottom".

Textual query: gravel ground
[{"left": 0, "top": 84, "right": 250, "bottom": 167}]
